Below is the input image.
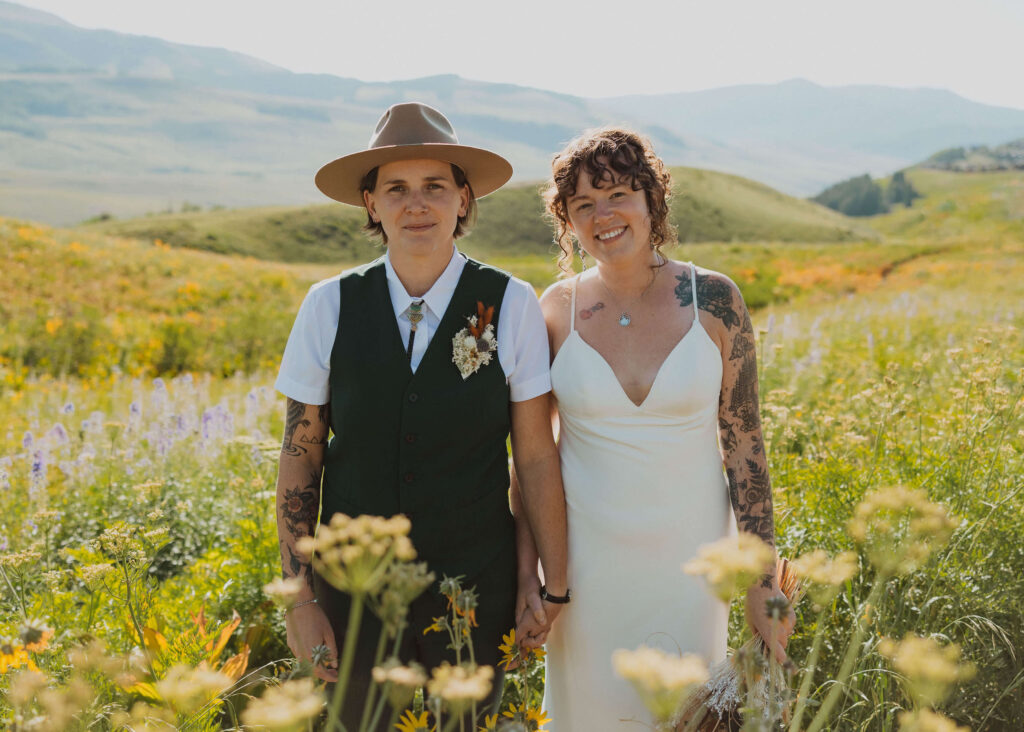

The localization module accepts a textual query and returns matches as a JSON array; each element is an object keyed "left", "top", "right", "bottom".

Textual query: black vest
[{"left": 323, "top": 256, "right": 514, "bottom": 582}]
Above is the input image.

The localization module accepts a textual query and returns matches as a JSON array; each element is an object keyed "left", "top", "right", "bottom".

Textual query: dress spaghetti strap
[
  {"left": 689, "top": 262, "right": 699, "bottom": 318},
  {"left": 570, "top": 274, "right": 580, "bottom": 332}
]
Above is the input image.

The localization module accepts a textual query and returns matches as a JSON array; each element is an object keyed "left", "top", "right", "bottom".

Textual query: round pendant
[{"left": 618, "top": 313, "right": 631, "bottom": 327}]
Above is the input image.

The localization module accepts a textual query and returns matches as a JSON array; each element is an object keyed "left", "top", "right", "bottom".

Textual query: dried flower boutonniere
[{"left": 452, "top": 301, "right": 497, "bottom": 380}]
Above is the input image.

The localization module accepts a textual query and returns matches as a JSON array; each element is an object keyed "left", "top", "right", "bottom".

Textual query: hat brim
[{"left": 315, "top": 143, "right": 513, "bottom": 206}]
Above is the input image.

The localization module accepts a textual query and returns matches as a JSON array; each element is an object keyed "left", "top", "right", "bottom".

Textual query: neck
[
  {"left": 389, "top": 243, "right": 456, "bottom": 297},
  {"left": 596, "top": 252, "right": 663, "bottom": 297}
]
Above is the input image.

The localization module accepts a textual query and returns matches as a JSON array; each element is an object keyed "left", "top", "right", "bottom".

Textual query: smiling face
[
  {"left": 565, "top": 168, "right": 653, "bottom": 264},
  {"left": 362, "top": 159, "right": 470, "bottom": 258}
]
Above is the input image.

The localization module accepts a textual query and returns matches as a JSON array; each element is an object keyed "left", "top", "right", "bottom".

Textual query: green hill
[
  {"left": 872, "top": 167, "right": 1024, "bottom": 241},
  {"left": 87, "top": 166, "right": 874, "bottom": 264}
]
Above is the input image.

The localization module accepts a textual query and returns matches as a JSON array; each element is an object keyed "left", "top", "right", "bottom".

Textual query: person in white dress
[{"left": 513, "top": 128, "right": 796, "bottom": 728}]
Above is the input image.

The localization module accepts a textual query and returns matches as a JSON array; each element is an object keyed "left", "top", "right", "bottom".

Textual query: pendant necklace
[{"left": 597, "top": 257, "right": 662, "bottom": 327}]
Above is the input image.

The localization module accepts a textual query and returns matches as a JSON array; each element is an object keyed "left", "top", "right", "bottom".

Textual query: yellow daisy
[
  {"left": 477, "top": 713, "right": 499, "bottom": 731},
  {"left": 498, "top": 629, "right": 518, "bottom": 670},
  {"left": 395, "top": 709, "right": 431, "bottom": 732}
]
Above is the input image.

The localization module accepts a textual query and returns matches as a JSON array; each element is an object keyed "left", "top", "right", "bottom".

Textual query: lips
[
  {"left": 404, "top": 223, "right": 437, "bottom": 232},
  {"left": 597, "top": 226, "right": 626, "bottom": 241}
]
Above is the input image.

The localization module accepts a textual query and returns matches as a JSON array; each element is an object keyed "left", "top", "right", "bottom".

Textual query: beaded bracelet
[{"left": 288, "top": 598, "right": 318, "bottom": 613}]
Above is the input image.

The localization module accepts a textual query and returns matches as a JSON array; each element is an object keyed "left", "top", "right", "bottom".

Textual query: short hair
[
  {"left": 358, "top": 163, "right": 477, "bottom": 245},
  {"left": 544, "top": 127, "right": 675, "bottom": 276}
]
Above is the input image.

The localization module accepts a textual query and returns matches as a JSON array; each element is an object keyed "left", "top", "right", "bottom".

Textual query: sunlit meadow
[{"left": 1, "top": 207, "right": 1022, "bottom": 729}]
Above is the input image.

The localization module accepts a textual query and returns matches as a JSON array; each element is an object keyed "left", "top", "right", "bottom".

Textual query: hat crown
[{"left": 369, "top": 103, "right": 460, "bottom": 149}]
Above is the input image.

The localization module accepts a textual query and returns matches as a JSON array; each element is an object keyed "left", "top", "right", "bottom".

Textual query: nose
[
  {"left": 405, "top": 189, "right": 428, "bottom": 213},
  {"left": 594, "top": 198, "right": 614, "bottom": 222}
]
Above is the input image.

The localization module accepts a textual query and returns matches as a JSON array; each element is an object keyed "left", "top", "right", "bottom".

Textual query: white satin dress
[{"left": 543, "top": 263, "right": 733, "bottom": 729}]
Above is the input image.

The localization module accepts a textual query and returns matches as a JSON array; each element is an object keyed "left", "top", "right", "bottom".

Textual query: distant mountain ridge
[
  {"left": 4, "top": 0, "right": 1024, "bottom": 225},
  {"left": 922, "top": 139, "right": 1024, "bottom": 171}
]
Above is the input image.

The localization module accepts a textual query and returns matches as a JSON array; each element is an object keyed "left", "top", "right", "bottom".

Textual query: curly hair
[
  {"left": 358, "top": 163, "right": 477, "bottom": 245},
  {"left": 544, "top": 127, "right": 675, "bottom": 276}
]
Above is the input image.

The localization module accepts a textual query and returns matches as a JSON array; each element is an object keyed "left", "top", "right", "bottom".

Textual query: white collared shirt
[{"left": 274, "top": 245, "right": 551, "bottom": 405}]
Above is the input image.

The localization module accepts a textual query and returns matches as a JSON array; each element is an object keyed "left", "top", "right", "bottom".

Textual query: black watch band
[{"left": 540, "top": 585, "right": 571, "bottom": 604}]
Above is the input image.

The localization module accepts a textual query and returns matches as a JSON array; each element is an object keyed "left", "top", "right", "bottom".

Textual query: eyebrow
[{"left": 381, "top": 175, "right": 451, "bottom": 186}]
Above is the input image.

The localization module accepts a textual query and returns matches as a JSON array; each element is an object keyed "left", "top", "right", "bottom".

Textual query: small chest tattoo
[{"left": 579, "top": 302, "right": 605, "bottom": 321}]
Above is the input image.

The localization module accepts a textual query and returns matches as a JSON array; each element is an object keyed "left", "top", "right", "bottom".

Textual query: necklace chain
[{"left": 595, "top": 258, "right": 662, "bottom": 327}]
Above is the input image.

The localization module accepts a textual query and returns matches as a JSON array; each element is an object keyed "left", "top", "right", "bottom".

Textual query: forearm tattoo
[
  {"left": 677, "top": 271, "right": 776, "bottom": 586},
  {"left": 281, "top": 399, "right": 310, "bottom": 457},
  {"left": 277, "top": 400, "right": 327, "bottom": 590}
]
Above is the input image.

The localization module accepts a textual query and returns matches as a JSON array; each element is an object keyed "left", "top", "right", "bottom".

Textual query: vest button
[
  {"left": 404, "top": 472, "right": 414, "bottom": 484},
  {"left": 408, "top": 393, "right": 418, "bottom": 403},
  {"left": 405, "top": 433, "right": 416, "bottom": 443}
]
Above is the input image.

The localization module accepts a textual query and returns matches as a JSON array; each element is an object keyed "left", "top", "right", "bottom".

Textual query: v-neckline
[{"left": 561, "top": 321, "right": 705, "bottom": 409}]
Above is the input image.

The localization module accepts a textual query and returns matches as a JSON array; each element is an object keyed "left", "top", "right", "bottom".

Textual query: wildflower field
[{"left": 1, "top": 186, "right": 1023, "bottom": 730}]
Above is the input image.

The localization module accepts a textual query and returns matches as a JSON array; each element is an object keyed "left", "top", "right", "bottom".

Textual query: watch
[{"left": 540, "top": 585, "right": 572, "bottom": 604}]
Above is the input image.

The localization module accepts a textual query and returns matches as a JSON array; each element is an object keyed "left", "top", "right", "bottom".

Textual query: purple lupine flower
[
  {"left": 130, "top": 401, "right": 142, "bottom": 419},
  {"left": 48, "top": 423, "right": 69, "bottom": 446},
  {"left": 201, "top": 409, "right": 214, "bottom": 440},
  {"left": 0, "top": 534, "right": 7, "bottom": 551},
  {"left": 61, "top": 402, "right": 75, "bottom": 415},
  {"left": 22, "top": 432, "right": 34, "bottom": 450},
  {"left": 31, "top": 451, "right": 45, "bottom": 481},
  {"left": 0, "top": 469, "right": 10, "bottom": 491}
]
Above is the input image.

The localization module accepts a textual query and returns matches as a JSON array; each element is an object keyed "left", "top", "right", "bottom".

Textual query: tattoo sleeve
[
  {"left": 276, "top": 398, "right": 330, "bottom": 591},
  {"left": 706, "top": 280, "right": 777, "bottom": 587}
]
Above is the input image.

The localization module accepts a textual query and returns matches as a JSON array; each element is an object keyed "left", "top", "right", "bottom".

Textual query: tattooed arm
[
  {"left": 276, "top": 398, "right": 338, "bottom": 680},
  {"left": 276, "top": 398, "right": 329, "bottom": 592},
  {"left": 678, "top": 268, "right": 794, "bottom": 661}
]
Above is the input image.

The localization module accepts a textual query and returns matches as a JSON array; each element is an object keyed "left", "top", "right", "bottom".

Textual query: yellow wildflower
[
  {"left": 395, "top": 709, "right": 431, "bottom": 732},
  {"left": 792, "top": 549, "right": 858, "bottom": 603},
  {"left": 897, "top": 709, "right": 970, "bottom": 732},
  {"left": 263, "top": 577, "right": 306, "bottom": 609},
  {"left": 612, "top": 646, "right": 708, "bottom": 723},
  {"left": 879, "top": 634, "right": 975, "bottom": 707},
  {"left": 423, "top": 616, "right": 444, "bottom": 635},
  {"left": 240, "top": 678, "right": 323, "bottom": 732},
  {"left": 683, "top": 532, "right": 775, "bottom": 602},
  {"left": 19, "top": 619, "right": 53, "bottom": 653},
  {"left": 371, "top": 660, "right": 426, "bottom": 709},
  {"left": 0, "top": 638, "right": 38, "bottom": 674},
  {"left": 478, "top": 713, "right": 500, "bottom": 731},
  {"left": 426, "top": 662, "right": 493, "bottom": 708},
  {"left": 498, "top": 629, "right": 518, "bottom": 670},
  {"left": 848, "top": 486, "right": 959, "bottom": 575}
]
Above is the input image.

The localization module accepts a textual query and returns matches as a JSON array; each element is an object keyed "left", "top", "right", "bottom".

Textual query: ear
[
  {"left": 457, "top": 184, "right": 470, "bottom": 218},
  {"left": 363, "top": 189, "right": 380, "bottom": 222}
]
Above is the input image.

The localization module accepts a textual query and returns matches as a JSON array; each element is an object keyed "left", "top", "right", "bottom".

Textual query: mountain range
[{"left": 4, "top": 0, "right": 1024, "bottom": 225}]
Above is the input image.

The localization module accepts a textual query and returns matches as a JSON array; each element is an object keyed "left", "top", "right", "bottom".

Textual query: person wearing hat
[{"left": 273, "top": 102, "right": 569, "bottom": 726}]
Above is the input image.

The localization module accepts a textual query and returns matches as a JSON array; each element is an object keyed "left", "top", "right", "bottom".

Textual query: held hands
[
  {"left": 745, "top": 576, "right": 797, "bottom": 667},
  {"left": 285, "top": 601, "right": 339, "bottom": 682},
  {"left": 515, "top": 574, "right": 562, "bottom": 654}
]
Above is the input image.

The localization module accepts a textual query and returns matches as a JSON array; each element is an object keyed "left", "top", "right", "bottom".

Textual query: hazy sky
[{"left": 14, "top": 0, "right": 1024, "bottom": 109}]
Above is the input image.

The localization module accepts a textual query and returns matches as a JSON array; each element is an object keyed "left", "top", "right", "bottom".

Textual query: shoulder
[
  {"left": 539, "top": 277, "right": 574, "bottom": 319},
  {"left": 686, "top": 264, "right": 747, "bottom": 331}
]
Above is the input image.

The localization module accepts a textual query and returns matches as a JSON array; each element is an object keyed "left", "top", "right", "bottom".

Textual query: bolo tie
[{"left": 406, "top": 300, "right": 424, "bottom": 361}]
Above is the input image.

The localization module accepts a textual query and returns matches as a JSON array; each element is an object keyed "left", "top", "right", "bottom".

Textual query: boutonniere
[{"left": 452, "top": 301, "right": 497, "bottom": 380}]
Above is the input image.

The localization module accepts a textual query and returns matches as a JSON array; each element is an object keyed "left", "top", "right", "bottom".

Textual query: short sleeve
[
  {"left": 497, "top": 278, "right": 552, "bottom": 403},
  {"left": 274, "top": 278, "right": 340, "bottom": 405}
]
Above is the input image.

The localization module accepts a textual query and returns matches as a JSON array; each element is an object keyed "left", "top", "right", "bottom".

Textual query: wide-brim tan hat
[{"left": 315, "top": 102, "right": 513, "bottom": 206}]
